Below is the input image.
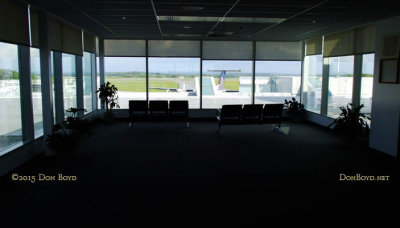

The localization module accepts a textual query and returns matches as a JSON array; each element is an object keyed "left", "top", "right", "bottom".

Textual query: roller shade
[
  {"left": 323, "top": 30, "right": 354, "bottom": 57},
  {"left": 354, "top": 25, "right": 376, "bottom": 54},
  {"left": 256, "top": 41, "right": 302, "bottom": 60},
  {"left": 48, "top": 17, "right": 63, "bottom": 52},
  {"left": 30, "top": 9, "right": 40, "bottom": 47},
  {"left": 306, "top": 37, "right": 322, "bottom": 56},
  {"left": 62, "top": 23, "right": 83, "bottom": 56},
  {"left": 203, "top": 41, "right": 252, "bottom": 60},
  {"left": 148, "top": 40, "right": 200, "bottom": 57},
  {"left": 83, "top": 31, "right": 96, "bottom": 53},
  {"left": 0, "top": 0, "right": 30, "bottom": 45},
  {"left": 96, "top": 37, "right": 99, "bottom": 56},
  {"left": 104, "top": 39, "right": 146, "bottom": 56},
  {"left": 48, "top": 16, "right": 83, "bottom": 55}
]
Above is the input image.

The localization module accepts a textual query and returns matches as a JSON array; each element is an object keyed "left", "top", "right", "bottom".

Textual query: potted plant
[
  {"left": 328, "top": 103, "right": 370, "bottom": 144},
  {"left": 46, "top": 108, "right": 89, "bottom": 158},
  {"left": 96, "top": 81, "right": 119, "bottom": 123},
  {"left": 284, "top": 97, "right": 305, "bottom": 122}
]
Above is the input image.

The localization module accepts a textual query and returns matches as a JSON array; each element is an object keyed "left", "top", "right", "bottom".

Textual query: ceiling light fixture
[
  {"left": 183, "top": 26, "right": 192, "bottom": 29},
  {"left": 122, "top": 16, "right": 126, "bottom": 20}
]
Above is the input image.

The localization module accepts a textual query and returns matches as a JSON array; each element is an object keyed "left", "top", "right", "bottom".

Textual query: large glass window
[
  {"left": 202, "top": 60, "right": 252, "bottom": 108},
  {"left": 361, "top": 54, "right": 374, "bottom": 114},
  {"left": 83, "top": 52, "right": 92, "bottom": 112},
  {"left": 149, "top": 58, "right": 200, "bottom": 108},
  {"left": 327, "top": 55, "right": 354, "bottom": 117},
  {"left": 0, "top": 42, "right": 22, "bottom": 152},
  {"left": 31, "top": 48, "right": 43, "bottom": 137},
  {"left": 303, "top": 55, "right": 323, "bottom": 113},
  {"left": 255, "top": 61, "right": 301, "bottom": 104},
  {"left": 105, "top": 57, "right": 146, "bottom": 109},
  {"left": 62, "top": 53, "right": 77, "bottom": 115}
]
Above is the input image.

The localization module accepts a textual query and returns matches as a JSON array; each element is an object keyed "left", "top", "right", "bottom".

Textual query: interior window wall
[
  {"left": 255, "top": 61, "right": 301, "bottom": 104},
  {"left": 30, "top": 48, "right": 43, "bottom": 137},
  {"left": 83, "top": 52, "right": 92, "bottom": 112},
  {"left": 62, "top": 53, "right": 77, "bottom": 115},
  {"left": 0, "top": 42, "right": 22, "bottom": 152},
  {"left": 104, "top": 57, "right": 146, "bottom": 109},
  {"left": 149, "top": 58, "right": 200, "bottom": 108},
  {"left": 303, "top": 55, "right": 323, "bottom": 113},
  {"left": 201, "top": 60, "right": 252, "bottom": 108},
  {"left": 327, "top": 55, "right": 354, "bottom": 117},
  {"left": 361, "top": 53, "right": 374, "bottom": 114}
]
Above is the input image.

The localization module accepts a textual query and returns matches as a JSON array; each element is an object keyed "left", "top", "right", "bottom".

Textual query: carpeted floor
[{"left": 0, "top": 120, "right": 398, "bottom": 226}]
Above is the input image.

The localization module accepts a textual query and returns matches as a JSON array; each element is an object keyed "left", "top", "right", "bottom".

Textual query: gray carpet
[{"left": 0, "top": 120, "right": 398, "bottom": 226}]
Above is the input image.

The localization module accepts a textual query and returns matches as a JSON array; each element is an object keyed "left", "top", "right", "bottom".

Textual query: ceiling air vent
[{"left": 208, "top": 32, "right": 234, "bottom": 37}]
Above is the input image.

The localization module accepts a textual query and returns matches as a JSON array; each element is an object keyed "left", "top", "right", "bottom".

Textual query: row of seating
[
  {"left": 129, "top": 100, "right": 189, "bottom": 127},
  {"left": 216, "top": 104, "right": 284, "bottom": 130}
]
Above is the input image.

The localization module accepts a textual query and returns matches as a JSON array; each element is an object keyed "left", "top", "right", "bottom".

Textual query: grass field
[
  {"left": 106, "top": 77, "right": 179, "bottom": 92},
  {"left": 105, "top": 76, "right": 240, "bottom": 92},
  {"left": 215, "top": 79, "right": 239, "bottom": 90}
]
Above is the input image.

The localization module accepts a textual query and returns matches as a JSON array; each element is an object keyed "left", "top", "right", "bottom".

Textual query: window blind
[
  {"left": 0, "top": 0, "right": 30, "bottom": 45},
  {"left": 305, "top": 37, "right": 322, "bottom": 56},
  {"left": 104, "top": 39, "right": 146, "bottom": 56},
  {"left": 83, "top": 31, "right": 96, "bottom": 53},
  {"left": 323, "top": 30, "right": 354, "bottom": 57},
  {"left": 203, "top": 41, "right": 253, "bottom": 60},
  {"left": 256, "top": 41, "right": 302, "bottom": 60},
  {"left": 148, "top": 40, "right": 200, "bottom": 57}
]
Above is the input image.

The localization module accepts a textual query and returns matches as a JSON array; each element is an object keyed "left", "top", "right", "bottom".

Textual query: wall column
[
  {"left": 38, "top": 12, "right": 54, "bottom": 137},
  {"left": 321, "top": 57, "right": 330, "bottom": 116},
  {"left": 352, "top": 54, "right": 363, "bottom": 107},
  {"left": 76, "top": 55, "right": 84, "bottom": 117},
  {"left": 53, "top": 52, "right": 64, "bottom": 123},
  {"left": 18, "top": 45, "right": 34, "bottom": 142}
]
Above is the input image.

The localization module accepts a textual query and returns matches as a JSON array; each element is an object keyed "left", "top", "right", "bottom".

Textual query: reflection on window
[
  {"left": 0, "top": 42, "right": 22, "bottom": 152},
  {"left": 327, "top": 55, "right": 354, "bottom": 117},
  {"left": 361, "top": 54, "right": 374, "bottom": 114},
  {"left": 83, "top": 52, "right": 92, "bottom": 112},
  {"left": 255, "top": 61, "right": 301, "bottom": 104},
  {"left": 105, "top": 57, "right": 146, "bottom": 109},
  {"left": 62, "top": 53, "right": 77, "bottom": 116},
  {"left": 31, "top": 48, "right": 43, "bottom": 137},
  {"left": 149, "top": 58, "right": 200, "bottom": 108},
  {"left": 303, "top": 55, "right": 323, "bottom": 113},
  {"left": 202, "top": 60, "right": 252, "bottom": 108}
]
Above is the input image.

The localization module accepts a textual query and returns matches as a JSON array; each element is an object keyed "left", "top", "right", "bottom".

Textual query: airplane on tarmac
[{"left": 207, "top": 69, "right": 241, "bottom": 91}]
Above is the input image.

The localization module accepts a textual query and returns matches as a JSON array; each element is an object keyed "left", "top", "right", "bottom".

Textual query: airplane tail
[{"left": 217, "top": 70, "right": 225, "bottom": 90}]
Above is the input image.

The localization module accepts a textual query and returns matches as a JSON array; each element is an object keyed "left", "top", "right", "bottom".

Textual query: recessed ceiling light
[
  {"left": 312, "top": 20, "right": 316, "bottom": 23},
  {"left": 122, "top": 16, "right": 126, "bottom": 20},
  {"left": 182, "top": 6, "right": 204, "bottom": 11}
]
